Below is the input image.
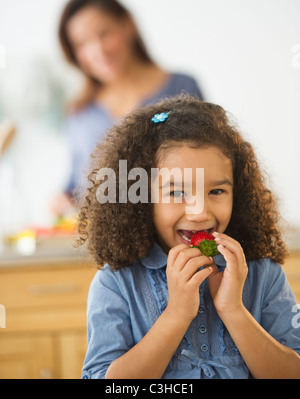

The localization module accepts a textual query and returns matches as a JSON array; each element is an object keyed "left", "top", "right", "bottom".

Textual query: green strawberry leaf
[{"left": 193, "top": 239, "right": 220, "bottom": 257}]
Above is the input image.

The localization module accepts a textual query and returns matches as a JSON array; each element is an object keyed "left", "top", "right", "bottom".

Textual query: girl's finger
[
  {"left": 172, "top": 247, "right": 206, "bottom": 272},
  {"left": 167, "top": 244, "right": 190, "bottom": 270},
  {"left": 213, "top": 232, "right": 240, "bottom": 248},
  {"left": 182, "top": 255, "right": 214, "bottom": 281},
  {"left": 189, "top": 264, "right": 213, "bottom": 287},
  {"left": 214, "top": 235, "right": 246, "bottom": 266},
  {"left": 207, "top": 262, "right": 219, "bottom": 278},
  {"left": 218, "top": 244, "right": 248, "bottom": 284},
  {"left": 217, "top": 244, "right": 238, "bottom": 272}
]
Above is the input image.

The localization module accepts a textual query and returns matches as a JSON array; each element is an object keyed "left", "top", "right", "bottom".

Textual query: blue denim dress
[{"left": 82, "top": 242, "right": 300, "bottom": 379}]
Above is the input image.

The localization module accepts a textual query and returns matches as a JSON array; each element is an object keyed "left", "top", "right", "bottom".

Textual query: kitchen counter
[
  {"left": 0, "top": 235, "right": 91, "bottom": 268},
  {"left": 1, "top": 226, "right": 300, "bottom": 268}
]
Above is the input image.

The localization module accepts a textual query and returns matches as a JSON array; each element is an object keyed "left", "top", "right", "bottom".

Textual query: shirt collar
[
  {"left": 140, "top": 242, "right": 168, "bottom": 269},
  {"left": 140, "top": 242, "right": 226, "bottom": 270}
]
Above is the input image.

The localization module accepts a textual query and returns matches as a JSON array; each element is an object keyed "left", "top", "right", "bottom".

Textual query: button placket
[{"left": 196, "top": 280, "right": 210, "bottom": 356}]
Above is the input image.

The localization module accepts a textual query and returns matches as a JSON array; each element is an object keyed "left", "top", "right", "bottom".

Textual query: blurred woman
[{"left": 52, "top": 0, "right": 204, "bottom": 215}]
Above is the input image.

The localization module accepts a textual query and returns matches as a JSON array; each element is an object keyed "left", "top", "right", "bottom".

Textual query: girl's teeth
[{"left": 180, "top": 232, "right": 190, "bottom": 241}]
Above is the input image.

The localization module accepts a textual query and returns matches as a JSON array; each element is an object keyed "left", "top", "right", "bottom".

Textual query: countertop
[
  {"left": 1, "top": 226, "right": 299, "bottom": 269},
  {"left": 0, "top": 235, "right": 91, "bottom": 268}
]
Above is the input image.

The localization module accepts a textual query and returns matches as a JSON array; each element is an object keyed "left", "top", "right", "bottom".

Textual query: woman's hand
[
  {"left": 165, "top": 244, "right": 213, "bottom": 324},
  {"left": 208, "top": 232, "right": 248, "bottom": 316}
]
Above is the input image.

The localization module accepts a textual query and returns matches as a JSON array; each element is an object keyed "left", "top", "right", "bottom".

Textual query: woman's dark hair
[
  {"left": 76, "top": 94, "right": 288, "bottom": 269},
  {"left": 58, "top": 0, "right": 153, "bottom": 110}
]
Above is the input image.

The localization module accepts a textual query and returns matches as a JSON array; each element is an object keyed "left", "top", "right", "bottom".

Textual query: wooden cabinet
[
  {"left": 0, "top": 334, "right": 55, "bottom": 379},
  {"left": 283, "top": 250, "right": 300, "bottom": 303},
  {"left": 0, "top": 258, "right": 96, "bottom": 379},
  {"left": 0, "top": 250, "right": 299, "bottom": 379}
]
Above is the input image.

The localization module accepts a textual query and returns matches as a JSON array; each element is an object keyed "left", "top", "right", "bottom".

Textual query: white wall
[
  {"left": 125, "top": 0, "right": 300, "bottom": 226},
  {"left": 0, "top": 0, "right": 299, "bottom": 231}
]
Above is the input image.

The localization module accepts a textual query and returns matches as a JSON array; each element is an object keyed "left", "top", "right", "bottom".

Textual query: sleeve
[
  {"left": 81, "top": 268, "right": 134, "bottom": 379},
  {"left": 163, "top": 73, "right": 205, "bottom": 101},
  {"left": 185, "top": 76, "right": 205, "bottom": 101},
  {"left": 175, "top": 74, "right": 205, "bottom": 101},
  {"left": 260, "top": 261, "right": 300, "bottom": 355}
]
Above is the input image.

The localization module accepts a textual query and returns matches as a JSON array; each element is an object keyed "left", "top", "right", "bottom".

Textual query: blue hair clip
[{"left": 151, "top": 111, "right": 172, "bottom": 123}]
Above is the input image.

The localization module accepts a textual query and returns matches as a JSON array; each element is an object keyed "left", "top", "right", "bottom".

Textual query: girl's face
[
  {"left": 67, "top": 6, "right": 137, "bottom": 84},
  {"left": 152, "top": 145, "right": 234, "bottom": 253}
]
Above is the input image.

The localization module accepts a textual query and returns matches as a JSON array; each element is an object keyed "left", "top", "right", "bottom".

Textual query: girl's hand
[
  {"left": 165, "top": 244, "right": 213, "bottom": 324},
  {"left": 208, "top": 232, "right": 248, "bottom": 316}
]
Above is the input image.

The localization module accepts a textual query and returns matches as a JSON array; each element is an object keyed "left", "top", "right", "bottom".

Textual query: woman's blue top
[
  {"left": 81, "top": 241, "right": 300, "bottom": 379},
  {"left": 64, "top": 73, "right": 203, "bottom": 193}
]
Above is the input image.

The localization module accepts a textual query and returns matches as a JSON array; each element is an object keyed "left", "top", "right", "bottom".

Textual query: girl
[
  {"left": 51, "top": 0, "right": 203, "bottom": 215},
  {"left": 78, "top": 95, "right": 300, "bottom": 379}
]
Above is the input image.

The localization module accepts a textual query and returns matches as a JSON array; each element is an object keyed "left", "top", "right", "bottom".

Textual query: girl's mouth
[{"left": 177, "top": 228, "right": 214, "bottom": 244}]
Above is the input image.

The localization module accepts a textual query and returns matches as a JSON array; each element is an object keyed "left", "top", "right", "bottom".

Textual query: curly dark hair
[{"left": 76, "top": 94, "right": 288, "bottom": 269}]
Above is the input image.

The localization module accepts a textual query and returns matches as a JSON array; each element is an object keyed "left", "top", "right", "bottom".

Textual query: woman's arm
[{"left": 105, "top": 244, "right": 213, "bottom": 379}]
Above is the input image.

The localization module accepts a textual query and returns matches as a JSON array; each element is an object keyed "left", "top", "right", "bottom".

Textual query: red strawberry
[
  {"left": 191, "top": 231, "right": 214, "bottom": 246},
  {"left": 191, "top": 231, "right": 220, "bottom": 257}
]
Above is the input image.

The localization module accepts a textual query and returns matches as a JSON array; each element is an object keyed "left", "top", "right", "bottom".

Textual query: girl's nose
[{"left": 184, "top": 201, "right": 212, "bottom": 222}]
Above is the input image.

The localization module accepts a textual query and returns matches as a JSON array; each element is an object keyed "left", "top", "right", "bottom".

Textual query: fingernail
[
  {"left": 212, "top": 231, "right": 219, "bottom": 236},
  {"left": 218, "top": 244, "right": 224, "bottom": 249},
  {"left": 209, "top": 256, "right": 214, "bottom": 261},
  {"left": 215, "top": 236, "right": 220, "bottom": 241}
]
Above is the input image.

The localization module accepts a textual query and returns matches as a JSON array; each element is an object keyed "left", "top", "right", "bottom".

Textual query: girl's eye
[
  {"left": 170, "top": 190, "right": 185, "bottom": 198},
  {"left": 210, "top": 189, "right": 224, "bottom": 195}
]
